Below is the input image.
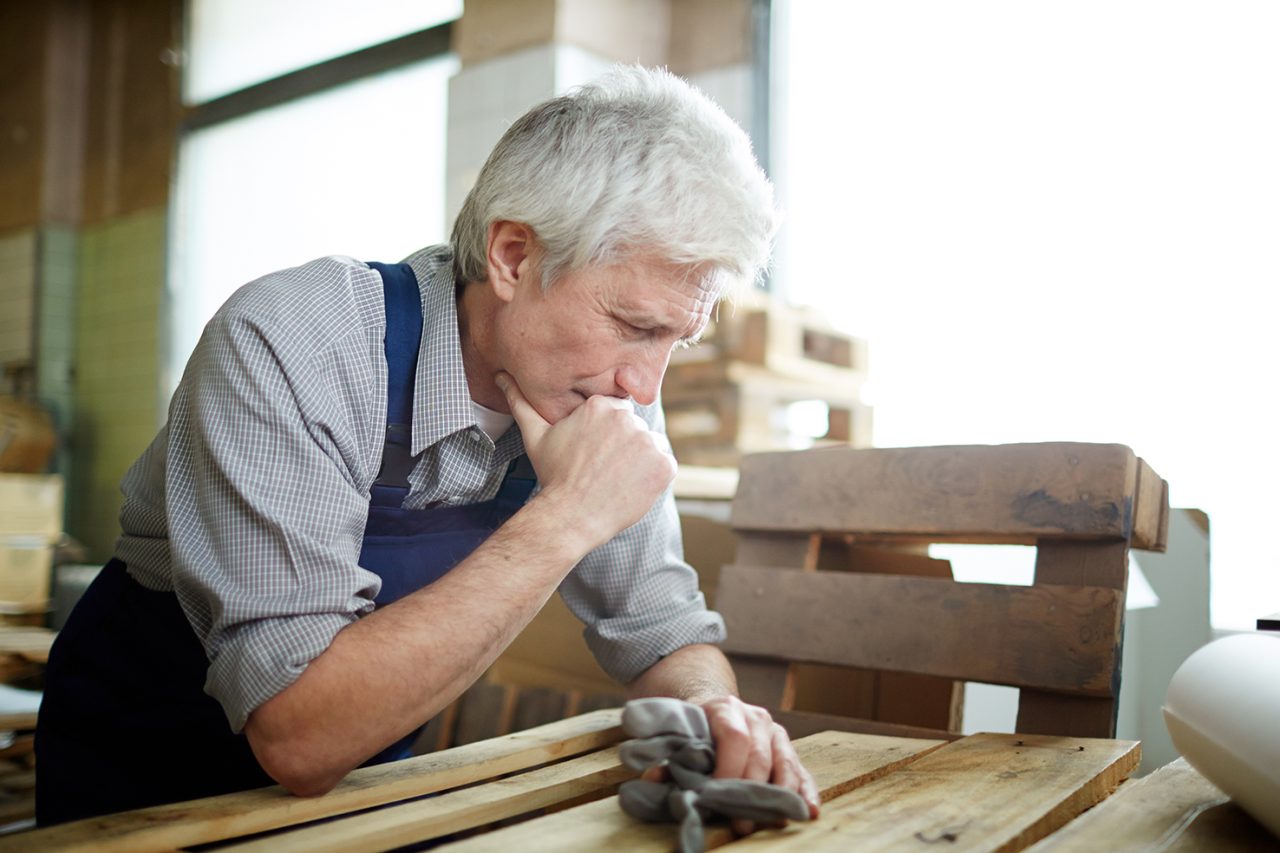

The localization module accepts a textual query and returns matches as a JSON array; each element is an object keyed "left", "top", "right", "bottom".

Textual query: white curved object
[{"left": 1163, "top": 633, "right": 1280, "bottom": 839}]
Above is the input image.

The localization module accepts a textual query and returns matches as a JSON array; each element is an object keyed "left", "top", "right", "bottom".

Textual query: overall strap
[{"left": 367, "top": 262, "right": 423, "bottom": 507}]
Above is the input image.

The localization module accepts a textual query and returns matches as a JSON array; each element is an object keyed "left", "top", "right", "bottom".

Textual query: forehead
[{"left": 597, "top": 260, "right": 721, "bottom": 312}]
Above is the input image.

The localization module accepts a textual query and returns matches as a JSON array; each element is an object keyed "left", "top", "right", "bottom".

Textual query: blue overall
[{"left": 35, "top": 262, "right": 535, "bottom": 825}]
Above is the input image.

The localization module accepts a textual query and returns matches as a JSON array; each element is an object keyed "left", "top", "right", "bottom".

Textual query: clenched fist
[{"left": 496, "top": 372, "right": 677, "bottom": 555}]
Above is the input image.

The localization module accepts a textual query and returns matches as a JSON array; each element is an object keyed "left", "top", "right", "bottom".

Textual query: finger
[
  {"left": 706, "top": 701, "right": 752, "bottom": 781},
  {"left": 495, "top": 372, "right": 549, "bottom": 446},
  {"left": 769, "top": 724, "right": 820, "bottom": 818},
  {"left": 585, "top": 393, "right": 634, "bottom": 411}
]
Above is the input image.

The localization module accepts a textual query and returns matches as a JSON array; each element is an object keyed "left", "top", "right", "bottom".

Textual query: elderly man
[{"left": 36, "top": 65, "right": 818, "bottom": 827}]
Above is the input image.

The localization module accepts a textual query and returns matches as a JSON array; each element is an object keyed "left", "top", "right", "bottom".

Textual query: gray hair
[{"left": 451, "top": 65, "right": 778, "bottom": 295}]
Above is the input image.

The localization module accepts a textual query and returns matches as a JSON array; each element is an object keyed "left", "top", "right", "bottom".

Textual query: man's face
[{"left": 491, "top": 258, "right": 718, "bottom": 423}]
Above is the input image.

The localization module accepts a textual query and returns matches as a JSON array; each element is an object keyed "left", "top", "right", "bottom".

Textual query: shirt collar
[{"left": 401, "top": 245, "right": 475, "bottom": 455}]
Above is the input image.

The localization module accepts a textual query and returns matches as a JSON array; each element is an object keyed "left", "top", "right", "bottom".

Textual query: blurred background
[{"left": 0, "top": 0, "right": 1277, "bottom": 772}]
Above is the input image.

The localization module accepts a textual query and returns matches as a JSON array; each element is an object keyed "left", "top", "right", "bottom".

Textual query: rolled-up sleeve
[
  {"left": 556, "top": 400, "right": 726, "bottom": 685},
  {"left": 165, "top": 284, "right": 381, "bottom": 732}
]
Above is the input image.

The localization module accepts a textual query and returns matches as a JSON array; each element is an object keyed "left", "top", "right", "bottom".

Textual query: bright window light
[
  {"left": 781, "top": 1, "right": 1280, "bottom": 630},
  {"left": 185, "top": 0, "right": 461, "bottom": 103},
  {"left": 169, "top": 55, "right": 457, "bottom": 390}
]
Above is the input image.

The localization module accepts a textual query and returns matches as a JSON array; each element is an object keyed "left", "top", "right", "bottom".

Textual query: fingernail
[{"left": 494, "top": 372, "right": 509, "bottom": 390}]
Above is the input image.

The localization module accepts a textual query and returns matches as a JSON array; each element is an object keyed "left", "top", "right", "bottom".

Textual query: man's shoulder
[
  {"left": 219, "top": 255, "right": 376, "bottom": 325},
  {"left": 190, "top": 256, "right": 381, "bottom": 378}
]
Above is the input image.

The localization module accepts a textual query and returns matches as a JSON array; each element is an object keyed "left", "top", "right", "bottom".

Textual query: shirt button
[{"left": 469, "top": 430, "right": 481, "bottom": 442}]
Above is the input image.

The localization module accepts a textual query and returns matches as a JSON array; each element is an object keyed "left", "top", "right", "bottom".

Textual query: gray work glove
[{"left": 617, "top": 697, "right": 811, "bottom": 853}]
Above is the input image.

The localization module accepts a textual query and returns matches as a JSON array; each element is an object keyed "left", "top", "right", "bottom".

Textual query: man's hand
[
  {"left": 497, "top": 372, "right": 676, "bottom": 553},
  {"left": 701, "top": 695, "right": 820, "bottom": 833}
]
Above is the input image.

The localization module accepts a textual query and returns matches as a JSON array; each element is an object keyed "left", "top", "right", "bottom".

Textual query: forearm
[
  {"left": 625, "top": 643, "right": 739, "bottom": 706},
  {"left": 245, "top": 493, "right": 588, "bottom": 795}
]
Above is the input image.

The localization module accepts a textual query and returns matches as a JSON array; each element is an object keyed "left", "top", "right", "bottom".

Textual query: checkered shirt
[{"left": 115, "top": 245, "right": 725, "bottom": 732}]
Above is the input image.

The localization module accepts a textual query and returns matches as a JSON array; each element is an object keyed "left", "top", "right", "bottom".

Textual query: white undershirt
[{"left": 471, "top": 401, "right": 515, "bottom": 442}]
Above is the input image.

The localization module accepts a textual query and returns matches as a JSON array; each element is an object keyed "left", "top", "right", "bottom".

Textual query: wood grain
[
  {"left": 1026, "top": 757, "right": 1275, "bottom": 852},
  {"left": 217, "top": 746, "right": 636, "bottom": 853},
  {"left": 718, "top": 565, "right": 1124, "bottom": 694},
  {"left": 438, "top": 730, "right": 945, "bottom": 852},
  {"left": 731, "top": 443, "right": 1158, "bottom": 546},
  {"left": 733, "top": 732, "right": 1140, "bottom": 851},
  {"left": 3, "top": 710, "right": 624, "bottom": 853},
  {"left": 1133, "top": 457, "right": 1170, "bottom": 552},
  {"left": 1016, "top": 541, "right": 1128, "bottom": 737}
]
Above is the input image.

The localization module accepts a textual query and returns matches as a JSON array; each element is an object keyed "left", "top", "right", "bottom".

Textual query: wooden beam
[
  {"left": 768, "top": 709, "right": 961, "bottom": 743},
  {"left": 183, "top": 24, "right": 453, "bottom": 132},
  {"left": 1025, "top": 757, "right": 1278, "bottom": 851},
  {"left": 1132, "top": 457, "right": 1170, "bottom": 551},
  {"left": 731, "top": 443, "right": 1160, "bottom": 546},
  {"left": 741, "top": 733, "right": 1139, "bottom": 851},
  {"left": 717, "top": 565, "right": 1124, "bottom": 695},
  {"left": 7, "top": 710, "right": 623, "bottom": 853},
  {"left": 217, "top": 747, "right": 636, "bottom": 853},
  {"left": 1017, "top": 541, "right": 1128, "bottom": 737},
  {"left": 438, "top": 730, "right": 945, "bottom": 852}
]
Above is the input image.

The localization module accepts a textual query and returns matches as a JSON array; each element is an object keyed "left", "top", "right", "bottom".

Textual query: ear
[{"left": 485, "top": 220, "right": 538, "bottom": 303}]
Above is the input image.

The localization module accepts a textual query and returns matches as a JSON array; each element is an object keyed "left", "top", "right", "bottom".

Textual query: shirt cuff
[
  {"left": 584, "top": 602, "right": 727, "bottom": 685},
  {"left": 205, "top": 611, "right": 357, "bottom": 732}
]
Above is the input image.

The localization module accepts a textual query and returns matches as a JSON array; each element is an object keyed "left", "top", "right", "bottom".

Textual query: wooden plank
[
  {"left": 5, "top": 710, "right": 623, "bottom": 853},
  {"left": 1031, "top": 540, "right": 1128, "bottom": 590},
  {"left": 1015, "top": 694, "right": 1119, "bottom": 739},
  {"left": 734, "top": 732, "right": 1139, "bottom": 851},
  {"left": 769, "top": 709, "right": 961, "bottom": 743},
  {"left": 731, "top": 443, "right": 1144, "bottom": 543},
  {"left": 735, "top": 532, "right": 820, "bottom": 570},
  {"left": 1017, "top": 541, "right": 1128, "bottom": 737},
  {"left": 1133, "top": 457, "right": 1170, "bottom": 551},
  {"left": 438, "top": 730, "right": 945, "bottom": 852},
  {"left": 718, "top": 566, "right": 1124, "bottom": 695},
  {"left": 725, "top": 532, "right": 817, "bottom": 710},
  {"left": 217, "top": 746, "right": 636, "bottom": 853},
  {"left": 1026, "top": 757, "right": 1276, "bottom": 851},
  {"left": 795, "top": 543, "right": 962, "bottom": 731}
]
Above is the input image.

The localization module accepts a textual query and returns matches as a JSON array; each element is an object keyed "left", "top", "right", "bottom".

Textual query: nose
[{"left": 615, "top": 345, "right": 671, "bottom": 406}]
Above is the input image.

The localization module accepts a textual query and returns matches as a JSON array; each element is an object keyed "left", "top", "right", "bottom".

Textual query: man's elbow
[{"left": 244, "top": 710, "right": 345, "bottom": 797}]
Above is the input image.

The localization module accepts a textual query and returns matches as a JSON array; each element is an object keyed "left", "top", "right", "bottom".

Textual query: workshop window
[
  {"left": 168, "top": 2, "right": 459, "bottom": 392},
  {"left": 776, "top": 0, "right": 1280, "bottom": 631}
]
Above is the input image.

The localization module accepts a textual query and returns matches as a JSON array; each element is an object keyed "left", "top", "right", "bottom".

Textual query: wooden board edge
[
  {"left": 7, "top": 710, "right": 624, "bottom": 853},
  {"left": 1004, "top": 737, "right": 1142, "bottom": 851}
]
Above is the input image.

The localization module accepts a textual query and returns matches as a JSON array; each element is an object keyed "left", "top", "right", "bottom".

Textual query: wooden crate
[
  {"left": 675, "top": 297, "right": 869, "bottom": 382},
  {"left": 663, "top": 364, "right": 873, "bottom": 467},
  {"left": 719, "top": 443, "right": 1170, "bottom": 739},
  {"left": 662, "top": 296, "right": 871, "bottom": 467}
]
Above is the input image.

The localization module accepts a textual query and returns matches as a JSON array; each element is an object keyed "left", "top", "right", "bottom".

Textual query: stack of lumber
[
  {"left": 24, "top": 711, "right": 1265, "bottom": 852},
  {"left": 661, "top": 295, "right": 871, "bottom": 467}
]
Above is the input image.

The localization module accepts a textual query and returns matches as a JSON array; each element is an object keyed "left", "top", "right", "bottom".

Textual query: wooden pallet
[
  {"left": 720, "top": 443, "right": 1169, "bottom": 739},
  {"left": 661, "top": 296, "right": 871, "bottom": 467},
  {"left": 673, "top": 297, "right": 869, "bottom": 381},
  {"left": 662, "top": 363, "right": 873, "bottom": 467}
]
